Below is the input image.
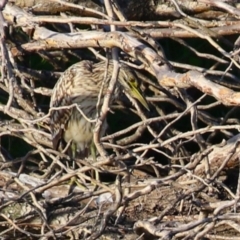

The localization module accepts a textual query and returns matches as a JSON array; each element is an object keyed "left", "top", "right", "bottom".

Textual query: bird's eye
[{"left": 129, "top": 78, "right": 138, "bottom": 88}]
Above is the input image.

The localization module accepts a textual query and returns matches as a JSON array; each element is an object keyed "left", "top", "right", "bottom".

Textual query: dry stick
[
  {"left": 0, "top": 100, "right": 33, "bottom": 120},
  {"left": 15, "top": 24, "right": 240, "bottom": 103},
  {"left": 13, "top": 177, "right": 56, "bottom": 237},
  {"left": 0, "top": 213, "right": 44, "bottom": 238},
  {"left": 191, "top": 223, "right": 214, "bottom": 240},
  {"left": 102, "top": 113, "right": 180, "bottom": 142},
  {"left": 0, "top": 42, "right": 39, "bottom": 118},
  {"left": 0, "top": 123, "right": 108, "bottom": 185},
  {"left": 170, "top": 61, "right": 238, "bottom": 81},
  {"left": 18, "top": 26, "right": 240, "bottom": 107},
  {"left": 89, "top": 176, "right": 122, "bottom": 240},
  {"left": 171, "top": 164, "right": 212, "bottom": 188},
  {"left": 135, "top": 217, "right": 213, "bottom": 239},
  {"left": 0, "top": 225, "right": 15, "bottom": 237},
  {"left": 1, "top": 124, "right": 74, "bottom": 174},
  {"left": 50, "top": 0, "right": 109, "bottom": 19},
  {"left": 34, "top": 158, "right": 111, "bottom": 193},
  {"left": 160, "top": 70, "right": 240, "bottom": 106},
  {"left": 111, "top": 0, "right": 170, "bottom": 69},
  {"left": 33, "top": 86, "right": 52, "bottom": 96},
  {"left": 2, "top": 115, "right": 239, "bottom": 169},
  {"left": 0, "top": 76, "right": 38, "bottom": 117},
  {"left": 197, "top": 101, "right": 222, "bottom": 110},
  {"left": 29, "top": 0, "right": 238, "bottom": 69},
  {"left": 0, "top": 0, "right": 7, "bottom": 79},
  {"left": 93, "top": 0, "right": 119, "bottom": 158},
  {"left": 94, "top": 60, "right": 111, "bottom": 158},
  {"left": 135, "top": 183, "right": 214, "bottom": 235},
  {"left": 112, "top": 1, "right": 172, "bottom": 152},
  {"left": 174, "top": 21, "right": 240, "bottom": 70},
  {"left": 157, "top": 93, "right": 207, "bottom": 141},
  {"left": 30, "top": 15, "right": 163, "bottom": 27},
  {"left": 125, "top": 93, "right": 173, "bottom": 157},
  {"left": 0, "top": 3, "right": 232, "bottom": 240},
  {"left": 4, "top": 3, "right": 240, "bottom": 35},
  {"left": 173, "top": 38, "right": 228, "bottom": 64},
  {"left": 200, "top": 0, "right": 240, "bottom": 17},
  {"left": 1, "top": 0, "right": 238, "bottom": 223},
  {"left": 235, "top": 154, "right": 240, "bottom": 211},
  {"left": 88, "top": 47, "right": 107, "bottom": 61},
  {"left": 217, "top": 220, "right": 240, "bottom": 235},
  {"left": 25, "top": 27, "right": 160, "bottom": 74},
  {"left": 5, "top": 103, "right": 97, "bottom": 125},
  {"left": 90, "top": 1, "right": 120, "bottom": 238},
  {"left": 116, "top": 124, "right": 146, "bottom": 146},
  {"left": 0, "top": 126, "right": 50, "bottom": 138},
  {"left": 53, "top": 196, "right": 96, "bottom": 233},
  {"left": 0, "top": 1, "right": 14, "bottom": 111},
  {"left": 207, "top": 106, "right": 238, "bottom": 143},
  {"left": 182, "top": 91, "right": 210, "bottom": 176},
  {"left": 132, "top": 124, "right": 240, "bottom": 154}
]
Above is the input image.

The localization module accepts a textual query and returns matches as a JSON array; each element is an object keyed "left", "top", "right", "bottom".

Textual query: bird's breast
[
  {"left": 64, "top": 115, "right": 93, "bottom": 151},
  {"left": 64, "top": 106, "right": 107, "bottom": 152}
]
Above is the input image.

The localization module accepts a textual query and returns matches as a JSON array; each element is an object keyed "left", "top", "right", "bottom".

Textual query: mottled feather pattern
[{"left": 50, "top": 60, "right": 140, "bottom": 155}]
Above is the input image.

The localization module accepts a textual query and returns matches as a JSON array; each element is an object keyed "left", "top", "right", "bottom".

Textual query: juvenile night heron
[{"left": 50, "top": 60, "right": 148, "bottom": 158}]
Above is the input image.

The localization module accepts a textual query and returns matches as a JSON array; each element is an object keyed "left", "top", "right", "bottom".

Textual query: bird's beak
[{"left": 130, "top": 86, "right": 150, "bottom": 111}]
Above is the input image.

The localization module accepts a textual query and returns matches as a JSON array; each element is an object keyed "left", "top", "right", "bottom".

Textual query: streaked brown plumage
[{"left": 50, "top": 60, "right": 148, "bottom": 157}]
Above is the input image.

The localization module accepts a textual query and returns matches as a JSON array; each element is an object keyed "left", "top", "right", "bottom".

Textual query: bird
[{"left": 49, "top": 60, "right": 149, "bottom": 158}]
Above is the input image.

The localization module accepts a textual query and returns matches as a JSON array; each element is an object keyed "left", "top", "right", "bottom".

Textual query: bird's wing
[
  {"left": 49, "top": 65, "right": 78, "bottom": 150},
  {"left": 49, "top": 60, "right": 96, "bottom": 150},
  {"left": 50, "top": 96, "right": 72, "bottom": 150}
]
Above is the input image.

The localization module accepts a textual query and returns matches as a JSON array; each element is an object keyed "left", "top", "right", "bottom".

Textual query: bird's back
[{"left": 49, "top": 61, "right": 116, "bottom": 152}]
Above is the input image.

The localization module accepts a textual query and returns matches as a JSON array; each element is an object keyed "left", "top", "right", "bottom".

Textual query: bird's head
[{"left": 118, "top": 66, "right": 149, "bottom": 111}]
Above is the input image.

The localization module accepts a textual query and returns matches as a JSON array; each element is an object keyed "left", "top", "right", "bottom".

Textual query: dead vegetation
[{"left": 1, "top": 0, "right": 240, "bottom": 239}]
